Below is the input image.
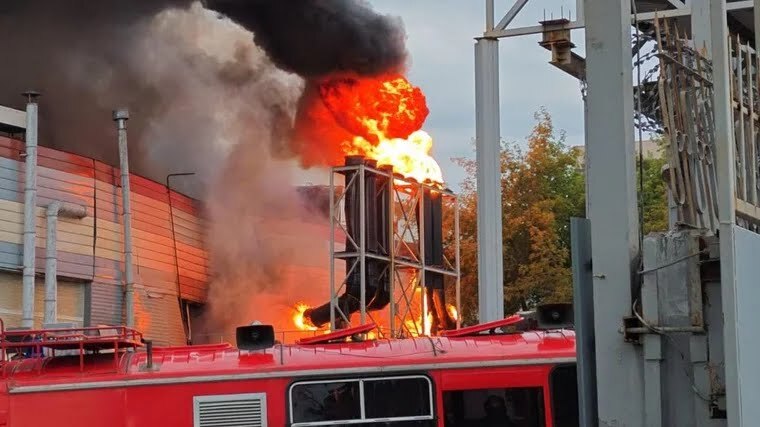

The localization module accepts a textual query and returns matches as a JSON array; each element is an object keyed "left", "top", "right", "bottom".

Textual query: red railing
[{"left": 0, "top": 318, "right": 144, "bottom": 373}]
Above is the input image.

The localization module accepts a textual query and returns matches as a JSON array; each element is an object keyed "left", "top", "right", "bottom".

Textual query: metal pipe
[
  {"left": 329, "top": 170, "right": 336, "bottom": 331},
  {"left": 145, "top": 339, "right": 153, "bottom": 370},
  {"left": 44, "top": 202, "right": 87, "bottom": 325},
  {"left": 454, "top": 195, "right": 461, "bottom": 329},
  {"left": 359, "top": 163, "right": 366, "bottom": 325},
  {"left": 418, "top": 184, "right": 426, "bottom": 335},
  {"left": 486, "top": 0, "right": 494, "bottom": 31},
  {"left": 624, "top": 326, "right": 705, "bottom": 334},
  {"left": 387, "top": 168, "right": 396, "bottom": 336},
  {"left": 21, "top": 91, "right": 39, "bottom": 329},
  {"left": 166, "top": 172, "right": 195, "bottom": 343},
  {"left": 113, "top": 109, "right": 135, "bottom": 328}
]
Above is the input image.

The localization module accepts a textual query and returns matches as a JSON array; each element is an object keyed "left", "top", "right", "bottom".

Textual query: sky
[{"left": 360, "top": 0, "right": 587, "bottom": 190}]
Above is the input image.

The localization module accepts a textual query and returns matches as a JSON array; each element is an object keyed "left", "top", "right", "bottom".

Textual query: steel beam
[
  {"left": 711, "top": 0, "right": 740, "bottom": 424},
  {"left": 570, "top": 218, "right": 597, "bottom": 426},
  {"left": 583, "top": 1, "right": 644, "bottom": 426},
  {"left": 692, "top": 0, "right": 712, "bottom": 53},
  {"left": 474, "top": 38, "right": 504, "bottom": 323},
  {"left": 755, "top": 0, "right": 760, "bottom": 50},
  {"left": 495, "top": 0, "right": 529, "bottom": 31}
]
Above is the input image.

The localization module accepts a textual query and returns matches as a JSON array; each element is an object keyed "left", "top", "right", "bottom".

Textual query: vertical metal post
[
  {"left": 388, "top": 172, "right": 396, "bottom": 336},
  {"left": 474, "top": 37, "right": 504, "bottom": 323},
  {"left": 642, "top": 237, "right": 663, "bottom": 427},
  {"left": 691, "top": 0, "right": 712, "bottom": 54},
  {"left": 329, "top": 170, "right": 336, "bottom": 331},
  {"left": 44, "top": 202, "right": 60, "bottom": 326},
  {"left": 359, "top": 164, "right": 367, "bottom": 325},
  {"left": 454, "top": 196, "right": 461, "bottom": 329},
  {"left": 756, "top": 0, "right": 760, "bottom": 53},
  {"left": 711, "top": 0, "right": 740, "bottom": 424},
  {"left": 21, "top": 91, "right": 39, "bottom": 329},
  {"left": 114, "top": 109, "right": 135, "bottom": 328},
  {"left": 584, "top": 0, "right": 644, "bottom": 425},
  {"left": 576, "top": 0, "right": 584, "bottom": 23},
  {"left": 418, "top": 184, "right": 426, "bottom": 335},
  {"left": 486, "top": 0, "right": 494, "bottom": 31},
  {"left": 570, "top": 218, "right": 597, "bottom": 427}
]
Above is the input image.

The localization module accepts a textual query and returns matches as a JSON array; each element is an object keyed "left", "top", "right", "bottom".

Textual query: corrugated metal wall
[{"left": 0, "top": 136, "right": 209, "bottom": 345}]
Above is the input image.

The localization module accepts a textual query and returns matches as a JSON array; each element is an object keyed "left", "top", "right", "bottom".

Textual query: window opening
[
  {"left": 290, "top": 375, "right": 434, "bottom": 426},
  {"left": 443, "top": 387, "right": 545, "bottom": 427}
]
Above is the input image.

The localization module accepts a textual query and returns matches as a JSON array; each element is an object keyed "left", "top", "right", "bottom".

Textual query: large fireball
[{"left": 294, "top": 74, "right": 444, "bottom": 185}]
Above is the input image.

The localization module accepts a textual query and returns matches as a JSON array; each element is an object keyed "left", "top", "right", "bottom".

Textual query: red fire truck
[{"left": 0, "top": 307, "right": 578, "bottom": 427}]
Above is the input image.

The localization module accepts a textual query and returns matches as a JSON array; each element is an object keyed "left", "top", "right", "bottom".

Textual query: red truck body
[{"left": 0, "top": 319, "right": 577, "bottom": 426}]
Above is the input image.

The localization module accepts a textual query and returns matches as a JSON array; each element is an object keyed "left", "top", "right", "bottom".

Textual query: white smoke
[{"left": 141, "top": 5, "right": 332, "bottom": 340}]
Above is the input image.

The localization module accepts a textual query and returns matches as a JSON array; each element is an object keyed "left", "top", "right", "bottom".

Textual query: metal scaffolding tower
[{"left": 323, "top": 159, "right": 461, "bottom": 338}]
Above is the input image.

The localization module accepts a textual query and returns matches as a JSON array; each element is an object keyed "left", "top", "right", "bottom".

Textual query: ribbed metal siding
[
  {"left": 89, "top": 282, "right": 123, "bottom": 326},
  {"left": 193, "top": 393, "right": 267, "bottom": 427},
  {"left": 137, "top": 288, "right": 185, "bottom": 346}
]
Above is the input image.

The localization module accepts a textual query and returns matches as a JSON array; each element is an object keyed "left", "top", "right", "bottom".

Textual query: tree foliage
[{"left": 451, "top": 109, "right": 668, "bottom": 324}]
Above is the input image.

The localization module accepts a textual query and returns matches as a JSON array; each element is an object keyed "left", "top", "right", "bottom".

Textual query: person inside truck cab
[{"left": 480, "top": 395, "right": 516, "bottom": 427}]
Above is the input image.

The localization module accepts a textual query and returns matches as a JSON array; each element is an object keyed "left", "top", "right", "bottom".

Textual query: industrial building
[{"left": 0, "top": 102, "right": 209, "bottom": 346}]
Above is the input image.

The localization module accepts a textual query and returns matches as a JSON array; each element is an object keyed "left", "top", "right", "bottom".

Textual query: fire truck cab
[{"left": 0, "top": 307, "right": 578, "bottom": 427}]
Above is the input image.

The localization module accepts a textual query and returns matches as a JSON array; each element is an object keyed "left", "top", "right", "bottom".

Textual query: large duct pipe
[
  {"left": 304, "top": 156, "right": 392, "bottom": 328},
  {"left": 113, "top": 109, "right": 135, "bottom": 328},
  {"left": 21, "top": 91, "right": 39, "bottom": 329},
  {"left": 418, "top": 189, "right": 455, "bottom": 334},
  {"left": 44, "top": 202, "right": 87, "bottom": 325}
]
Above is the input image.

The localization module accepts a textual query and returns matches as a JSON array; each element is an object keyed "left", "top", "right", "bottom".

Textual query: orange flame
[
  {"left": 317, "top": 75, "right": 444, "bottom": 185},
  {"left": 293, "top": 303, "right": 317, "bottom": 331},
  {"left": 447, "top": 304, "right": 459, "bottom": 321},
  {"left": 404, "top": 312, "right": 434, "bottom": 337}
]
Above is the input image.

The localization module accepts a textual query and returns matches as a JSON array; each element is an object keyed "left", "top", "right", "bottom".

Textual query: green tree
[
  {"left": 638, "top": 139, "right": 669, "bottom": 234},
  {"left": 450, "top": 109, "right": 584, "bottom": 323},
  {"left": 450, "top": 110, "right": 669, "bottom": 324}
]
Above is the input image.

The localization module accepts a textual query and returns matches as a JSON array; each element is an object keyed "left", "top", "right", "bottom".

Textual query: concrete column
[
  {"left": 474, "top": 37, "right": 504, "bottom": 323},
  {"left": 710, "top": 1, "right": 740, "bottom": 425},
  {"left": 691, "top": 0, "right": 712, "bottom": 54},
  {"left": 584, "top": 0, "right": 644, "bottom": 425}
]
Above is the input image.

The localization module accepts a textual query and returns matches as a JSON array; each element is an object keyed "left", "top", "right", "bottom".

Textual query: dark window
[
  {"left": 362, "top": 422, "right": 434, "bottom": 426},
  {"left": 364, "top": 377, "right": 432, "bottom": 419},
  {"left": 291, "top": 381, "right": 361, "bottom": 423},
  {"left": 290, "top": 376, "right": 434, "bottom": 426},
  {"left": 443, "top": 387, "right": 545, "bottom": 427},
  {"left": 550, "top": 365, "right": 579, "bottom": 427}
]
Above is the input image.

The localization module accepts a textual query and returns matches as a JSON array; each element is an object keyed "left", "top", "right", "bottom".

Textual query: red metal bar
[
  {"left": 0, "top": 319, "right": 144, "bottom": 376},
  {"left": 297, "top": 323, "right": 377, "bottom": 345},
  {"left": 440, "top": 315, "right": 524, "bottom": 337}
]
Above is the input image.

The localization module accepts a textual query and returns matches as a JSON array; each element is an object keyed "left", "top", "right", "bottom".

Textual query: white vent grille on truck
[{"left": 193, "top": 393, "right": 267, "bottom": 427}]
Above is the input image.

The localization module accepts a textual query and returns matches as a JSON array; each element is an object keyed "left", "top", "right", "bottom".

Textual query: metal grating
[{"left": 193, "top": 393, "right": 267, "bottom": 427}]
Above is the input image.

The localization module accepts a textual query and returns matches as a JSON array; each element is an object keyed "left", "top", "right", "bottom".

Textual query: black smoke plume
[
  {"left": 203, "top": 0, "right": 408, "bottom": 78},
  {"left": 0, "top": 0, "right": 409, "bottom": 341}
]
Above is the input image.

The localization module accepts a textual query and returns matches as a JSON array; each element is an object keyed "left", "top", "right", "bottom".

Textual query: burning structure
[
  {"left": 298, "top": 156, "right": 461, "bottom": 338},
  {"left": 0, "top": 0, "right": 460, "bottom": 343}
]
